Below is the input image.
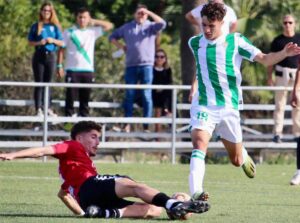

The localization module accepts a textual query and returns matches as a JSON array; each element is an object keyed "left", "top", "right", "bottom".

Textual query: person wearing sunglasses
[
  {"left": 28, "top": 1, "right": 64, "bottom": 118},
  {"left": 270, "top": 15, "right": 300, "bottom": 186},
  {"left": 152, "top": 49, "right": 172, "bottom": 134},
  {"left": 109, "top": 4, "right": 166, "bottom": 133},
  {"left": 267, "top": 15, "right": 300, "bottom": 149}
]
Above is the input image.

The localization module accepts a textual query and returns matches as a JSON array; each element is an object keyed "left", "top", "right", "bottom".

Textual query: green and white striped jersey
[{"left": 188, "top": 33, "right": 261, "bottom": 110}]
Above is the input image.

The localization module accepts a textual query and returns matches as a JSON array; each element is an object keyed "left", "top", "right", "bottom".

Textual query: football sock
[
  {"left": 152, "top": 193, "right": 182, "bottom": 210},
  {"left": 152, "top": 192, "right": 171, "bottom": 208},
  {"left": 85, "top": 206, "right": 121, "bottom": 218},
  {"left": 106, "top": 209, "right": 121, "bottom": 218},
  {"left": 166, "top": 199, "right": 182, "bottom": 210},
  {"left": 241, "top": 146, "right": 248, "bottom": 166},
  {"left": 189, "top": 149, "right": 206, "bottom": 195}
]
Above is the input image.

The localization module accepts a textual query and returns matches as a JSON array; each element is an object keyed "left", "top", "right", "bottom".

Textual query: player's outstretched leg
[{"left": 242, "top": 154, "right": 256, "bottom": 178}]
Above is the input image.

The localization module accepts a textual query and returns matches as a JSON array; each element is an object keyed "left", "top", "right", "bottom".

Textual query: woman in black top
[{"left": 152, "top": 49, "right": 172, "bottom": 133}]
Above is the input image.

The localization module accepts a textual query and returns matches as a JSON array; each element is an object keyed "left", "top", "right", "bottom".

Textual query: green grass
[{"left": 0, "top": 161, "right": 300, "bottom": 222}]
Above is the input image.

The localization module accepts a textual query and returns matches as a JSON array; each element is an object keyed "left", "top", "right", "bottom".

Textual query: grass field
[{"left": 0, "top": 161, "right": 300, "bottom": 223}]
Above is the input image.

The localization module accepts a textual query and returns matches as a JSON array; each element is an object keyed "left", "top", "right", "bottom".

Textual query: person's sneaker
[
  {"left": 48, "top": 108, "right": 58, "bottom": 117},
  {"left": 242, "top": 155, "right": 256, "bottom": 178},
  {"left": 36, "top": 108, "right": 44, "bottom": 117},
  {"left": 191, "top": 191, "right": 209, "bottom": 202},
  {"left": 123, "top": 124, "right": 131, "bottom": 133},
  {"left": 272, "top": 135, "right": 282, "bottom": 143},
  {"left": 48, "top": 109, "right": 59, "bottom": 124},
  {"left": 290, "top": 171, "right": 300, "bottom": 185},
  {"left": 168, "top": 200, "right": 210, "bottom": 219}
]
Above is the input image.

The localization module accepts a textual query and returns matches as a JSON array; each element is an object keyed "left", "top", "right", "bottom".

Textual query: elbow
[
  {"left": 185, "top": 13, "right": 190, "bottom": 20},
  {"left": 185, "top": 13, "right": 193, "bottom": 22},
  {"left": 107, "top": 23, "right": 114, "bottom": 31},
  {"left": 57, "top": 189, "right": 66, "bottom": 200},
  {"left": 57, "top": 191, "right": 64, "bottom": 200},
  {"left": 28, "top": 41, "right": 35, "bottom": 47}
]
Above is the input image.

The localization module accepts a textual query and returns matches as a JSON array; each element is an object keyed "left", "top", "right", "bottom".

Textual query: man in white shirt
[
  {"left": 57, "top": 7, "right": 113, "bottom": 117},
  {"left": 185, "top": 0, "right": 237, "bottom": 34}
]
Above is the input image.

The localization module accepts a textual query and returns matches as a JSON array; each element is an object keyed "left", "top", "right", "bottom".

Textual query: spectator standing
[
  {"left": 109, "top": 4, "right": 166, "bottom": 132},
  {"left": 185, "top": 0, "right": 237, "bottom": 34},
  {"left": 152, "top": 49, "right": 172, "bottom": 133},
  {"left": 267, "top": 15, "right": 300, "bottom": 143},
  {"left": 289, "top": 54, "right": 300, "bottom": 185},
  {"left": 57, "top": 7, "right": 113, "bottom": 117},
  {"left": 28, "top": 1, "right": 63, "bottom": 117}
]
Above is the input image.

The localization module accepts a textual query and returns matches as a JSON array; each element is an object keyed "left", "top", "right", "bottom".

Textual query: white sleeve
[
  {"left": 91, "top": 26, "right": 103, "bottom": 39},
  {"left": 226, "top": 6, "right": 237, "bottom": 24},
  {"left": 190, "top": 5, "right": 204, "bottom": 19},
  {"left": 237, "top": 33, "right": 261, "bottom": 61}
]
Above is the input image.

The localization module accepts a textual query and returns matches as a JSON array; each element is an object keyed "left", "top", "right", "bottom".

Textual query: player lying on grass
[{"left": 0, "top": 121, "right": 209, "bottom": 220}]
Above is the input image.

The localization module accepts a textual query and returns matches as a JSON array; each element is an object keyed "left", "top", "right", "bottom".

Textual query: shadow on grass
[
  {"left": 0, "top": 213, "right": 74, "bottom": 218},
  {"left": 0, "top": 213, "right": 171, "bottom": 221}
]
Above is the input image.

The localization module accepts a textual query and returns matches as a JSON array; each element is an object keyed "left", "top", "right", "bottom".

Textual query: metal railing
[{"left": 0, "top": 81, "right": 295, "bottom": 163}]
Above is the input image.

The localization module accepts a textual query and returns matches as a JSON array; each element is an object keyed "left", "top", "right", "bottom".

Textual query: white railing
[{"left": 0, "top": 81, "right": 295, "bottom": 163}]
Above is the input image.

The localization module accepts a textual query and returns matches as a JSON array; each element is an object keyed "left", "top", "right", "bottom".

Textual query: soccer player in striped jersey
[{"left": 188, "top": 2, "right": 300, "bottom": 202}]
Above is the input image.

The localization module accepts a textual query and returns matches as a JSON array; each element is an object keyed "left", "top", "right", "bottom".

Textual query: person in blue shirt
[
  {"left": 28, "top": 1, "right": 64, "bottom": 117},
  {"left": 109, "top": 4, "right": 166, "bottom": 132}
]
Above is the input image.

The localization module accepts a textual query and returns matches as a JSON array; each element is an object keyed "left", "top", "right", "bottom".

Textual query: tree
[{"left": 180, "top": 0, "right": 204, "bottom": 113}]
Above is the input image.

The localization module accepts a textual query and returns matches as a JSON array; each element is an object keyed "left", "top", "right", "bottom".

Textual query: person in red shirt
[{"left": 0, "top": 121, "right": 209, "bottom": 219}]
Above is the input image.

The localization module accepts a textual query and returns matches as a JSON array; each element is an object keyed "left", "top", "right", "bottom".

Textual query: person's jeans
[{"left": 123, "top": 66, "right": 153, "bottom": 127}]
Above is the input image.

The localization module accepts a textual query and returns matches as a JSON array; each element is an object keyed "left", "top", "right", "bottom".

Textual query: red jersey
[{"left": 53, "top": 140, "right": 97, "bottom": 200}]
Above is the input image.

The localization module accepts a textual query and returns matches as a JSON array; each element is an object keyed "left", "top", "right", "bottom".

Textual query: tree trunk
[{"left": 180, "top": 0, "right": 204, "bottom": 115}]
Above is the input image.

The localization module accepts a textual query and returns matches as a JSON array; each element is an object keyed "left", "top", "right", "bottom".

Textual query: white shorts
[{"left": 189, "top": 105, "right": 242, "bottom": 143}]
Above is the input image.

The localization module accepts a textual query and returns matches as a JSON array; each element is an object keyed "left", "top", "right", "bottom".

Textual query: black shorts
[{"left": 78, "top": 174, "right": 135, "bottom": 210}]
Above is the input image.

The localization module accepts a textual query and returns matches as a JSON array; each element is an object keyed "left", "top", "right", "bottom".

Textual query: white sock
[
  {"left": 166, "top": 199, "right": 179, "bottom": 210},
  {"left": 189, "top": 149, "right": 206, "bottom": 195},
  {"left": 241, "top": 146, "right": 248, "bottom": 166},
  {"left": 118, "top": 209, "right": 124, "bottom": 218}
]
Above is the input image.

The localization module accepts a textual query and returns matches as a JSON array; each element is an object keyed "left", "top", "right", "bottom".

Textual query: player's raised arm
[
  {"left": 0, "top": 146, "right": 55, "bottom": 161},
  {"left": 254, "top": 42, "right": 300, "bottom": 67},
  {"left": 90, "top": 18, "right": 113, "bottom": 31}
]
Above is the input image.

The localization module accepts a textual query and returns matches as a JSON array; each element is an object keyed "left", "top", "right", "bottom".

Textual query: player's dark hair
[
  {"left": 201, "top": 2, "right": 226, "bottom": 22},
  {"left": 76, "top": 7, "right": 90, "bottom": 16},
  {"left": 71, "top": 121, "right": 101, "bottom": 140}
]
